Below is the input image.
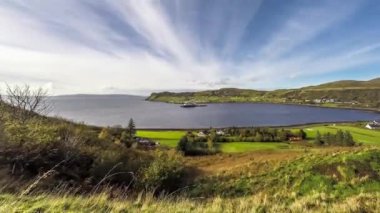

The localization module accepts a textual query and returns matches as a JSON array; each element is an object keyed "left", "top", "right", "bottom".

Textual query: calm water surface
[{"left": 50, "top": 95, "right": 380, "bottom": 128}]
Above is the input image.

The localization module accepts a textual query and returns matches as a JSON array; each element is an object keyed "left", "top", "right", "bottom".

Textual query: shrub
[
  {"left": 0, "top": 141, "right": 94, "bottom": 183},
  {"left": 90, "top": 149, "right": 152, "bottom": 187},
  {"left": 3, "top": 118, "right": 59, "bottom": 145},
  {"left": 98, "top": 128, "right": 113, "bottom": 142},
  {"left": 139, "top": 151, "right": 184, "bottom": 191}
]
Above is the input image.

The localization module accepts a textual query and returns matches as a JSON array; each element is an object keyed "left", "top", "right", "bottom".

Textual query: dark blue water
[{"left": 50, "top": 95, "right": 380, "bottom": 128}]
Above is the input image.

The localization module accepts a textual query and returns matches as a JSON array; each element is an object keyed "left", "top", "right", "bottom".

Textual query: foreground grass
[
  {"left": 1, "top": 192, "right": 379, "bottom": 213},
  {"left": 2, "top": 147, "right": 380, "bottom": 212}
]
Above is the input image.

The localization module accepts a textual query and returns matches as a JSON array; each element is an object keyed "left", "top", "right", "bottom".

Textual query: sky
[{"left": 0, "top": 0, "right": 380, "bottom": 95}]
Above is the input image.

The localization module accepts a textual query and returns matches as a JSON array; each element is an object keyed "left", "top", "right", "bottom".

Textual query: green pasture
[
  {"left": 137, "top": 124, "right": 380, "bottom": 151},
  {"left": 217, "top": 142, "right": 290, "bottom": 153},
  {"left": 303, "top": 125, "right": 380, "bottom": 145},
  {"left": 137, "top": 130, "right": 186, "bottom": 148}
]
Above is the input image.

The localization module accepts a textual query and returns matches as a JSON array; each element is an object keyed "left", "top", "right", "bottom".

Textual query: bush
[
  {"left": 0, "top": 138, "right": 186, "bottom": 193},
  {"left": 90, "top": 148, "right": 152, "bottom": 187},
  {"left": 2, "top": 117, "right": 68, "bottom": 145},
  {"left": 139, "top": 151, "right": 184, "bottom": 191},
  {"left": 0, "top": 141, "right": 94, "bottom": 183}
]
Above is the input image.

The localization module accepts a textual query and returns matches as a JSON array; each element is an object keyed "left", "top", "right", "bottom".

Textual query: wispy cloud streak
[{"left": 0, "top": 0, "right": 379, "bottom": 94}]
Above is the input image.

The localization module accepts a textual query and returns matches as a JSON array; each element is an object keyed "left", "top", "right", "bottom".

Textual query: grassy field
[
  {"left": 137, "top": 124, "right": 380, "bottom": 152},
  {"left": 137, "top": 130, "right": 186, "bottom": 148},
  {"left": 303, "top": 125, "right": 380, "bottom": 145},
  {"left": 137, "top": 130, "right": 292, "bottom": 152},
  {"left": 217, "top": 142, "right": 290, "bottom": 153}
]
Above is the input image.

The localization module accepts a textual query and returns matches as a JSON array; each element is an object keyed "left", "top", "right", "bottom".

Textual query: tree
[
  {"left": 0, "top": 90, "right": 5, "bottom": 120},
  {"left": 177, "top": 136, "right": 189, "bottom": 153},
  {"left": 207, "top": 129, "right": 216, "bottom": 150},
  {"left": 254, "top": 132, "right": 263, "bottom": 142},
  {"left": 314, "top": 131, "right": 323, "bottom": 146},
  {"left": 0, "top": 91, "right": 6, "bottom": 142},
  {"left": 278, "top": 129, "right": 288, "bottom": 141},
  {"left": 343, "top": 131, "right": 355, "bottom": 146},
  {"left": 323, "top": 132, "right": 333, "bottom": 145},
  {"left": 120, "top": 130, "right": 133, "bottom": 147},
  {"left": 4, "top": 84, "right": 50, "bottom": 123},
  {"left": 298, "top": 129, "right": 307, "bottom": 139},
  {"left": 335, "top": 130, "right": 344, "bottom": 145},
  {"left": 127, "top": 118, "right": 136, "bottom": 140}
]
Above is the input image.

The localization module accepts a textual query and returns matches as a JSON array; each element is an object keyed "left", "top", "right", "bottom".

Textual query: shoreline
[
  {"left": 147, "top": 99, "right": 380, "bottom": 113},
  {"left": 136, "top": 120, "right": 369, "bottom": 131}
]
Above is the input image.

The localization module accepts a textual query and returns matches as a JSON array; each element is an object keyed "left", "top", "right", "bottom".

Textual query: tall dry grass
[{"left": 0, "top": 190, "right": 379, "bottom": 212}]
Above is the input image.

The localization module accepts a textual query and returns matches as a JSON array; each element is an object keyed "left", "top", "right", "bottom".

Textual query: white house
[
  {"left": 197, "top": 132, "right": 207, "bottom": 137},
  {"left": 366, "top": 120, "right": 380, "bottom": 130},
  {"left": 216, "top": 130, "right": 225, "bottom": 136}
]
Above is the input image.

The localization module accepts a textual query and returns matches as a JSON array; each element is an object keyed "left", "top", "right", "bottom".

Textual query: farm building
[
  {"left": 135, "top": 137, "right": 158, "bottom": 148},
  {"left": 289, "top": 136, "right": 303, "bottom": 142}
]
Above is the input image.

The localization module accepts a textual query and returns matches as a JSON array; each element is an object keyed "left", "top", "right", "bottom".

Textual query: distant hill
[
  {"left": 147, "top": 78, "right": 380, "bottom": 110},
  {"left": 304, "top": 78, "right": 380, "bottom": 89}
]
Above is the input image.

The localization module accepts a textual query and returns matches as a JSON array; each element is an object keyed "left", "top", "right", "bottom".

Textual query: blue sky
[{"left": 0, "top": 0, "right": 379, "bottom": 95}]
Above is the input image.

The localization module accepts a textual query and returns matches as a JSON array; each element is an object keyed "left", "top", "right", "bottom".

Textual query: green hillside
[
  {"left": 147, "top": 77, "right": 380, "bottom": 109},
  {"left": 305, "top": 77, "right": 380, "bottom": 89}
]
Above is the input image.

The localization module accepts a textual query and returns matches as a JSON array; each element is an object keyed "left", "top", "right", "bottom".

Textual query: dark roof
[{"left": 368, "top": 123, "right": 380, "bottom": 127}]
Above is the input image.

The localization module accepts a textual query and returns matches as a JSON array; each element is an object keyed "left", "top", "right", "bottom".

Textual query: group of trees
[
  {"left": 177, "top": 127, "right": 309, "bottom": 155},
  {"left": 223, "top": 127, "right": 306, "bottom": 142},
  {"left": 98, "top": 118, "right": 136, "bottom": 147},
  {"left": 314, "top": 130, "right": 355, "bottom": 146},
  {"left": 177, "top": 132, "right": 217, "bottom": 156}
]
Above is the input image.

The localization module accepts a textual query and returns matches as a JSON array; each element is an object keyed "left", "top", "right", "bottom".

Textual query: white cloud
[{"left": 0, "top": 0, "right": 379, "bottom": 95}]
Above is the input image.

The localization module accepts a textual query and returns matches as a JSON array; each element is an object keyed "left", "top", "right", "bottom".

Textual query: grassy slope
[
  {"left": 304, "top": 125, "right": 380, "bottom": 145},
  {"left": 2, "top": 148, "right": 380, "bottom": 212},
  {"left": 304, "top": 77, "right": 380, "bottom": 89},
  {"left": 190, "top": 148, "right": 380, "bottom": 198}
]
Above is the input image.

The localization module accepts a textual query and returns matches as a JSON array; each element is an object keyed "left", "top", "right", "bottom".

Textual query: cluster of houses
[
  {"left": 196, "top": 129, "right": 225, "bottom": 138},
  {"left": 313, "top": 98, "right": 336, "bottom": 104},
  {"left": 312, "top": 98, "right": 360, "bottom": 105},
  {"left": 366, "top": 120, "right": 380, "bottom": 130}
]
